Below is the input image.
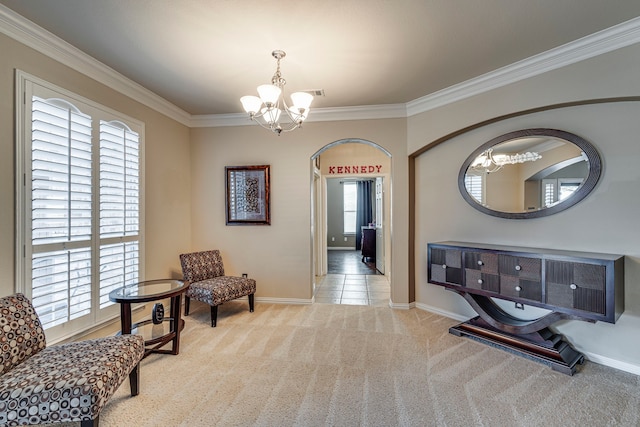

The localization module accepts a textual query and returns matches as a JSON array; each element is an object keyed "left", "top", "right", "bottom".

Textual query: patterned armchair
[
  {"left": 179, "top": 250, "right": 256, "bottom": 327},
  {"left": 0, "top": 293, "right": 145, "bottom": 427}
]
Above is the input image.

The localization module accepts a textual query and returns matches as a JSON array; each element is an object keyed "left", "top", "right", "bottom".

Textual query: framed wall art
[{"left": 225, "top": 165, "right": 271, "bottom": 225}]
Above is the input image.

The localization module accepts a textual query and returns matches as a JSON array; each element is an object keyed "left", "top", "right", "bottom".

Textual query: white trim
[
  {"left": 582, "top": 351, "right": 640, "bottom": 376},
  {"left": 256, "top": 297, "right": 313, "bottom": 305},
  {"left": 389, "top": 301, "right": 413, "bottom": 310},
  {"left": 327, "top": 247, "right": 356, "bottom": 251},
  {"left": 414, "top": 303, "right": 640, "bottom": 375},
  {"left": 2, "top": 5, "right": 640, "bottom": 126},
  {"left": 415, "top": 302, "right": 472, "bottom": 322},
  {"left": 406, "top": 16, "right": 640, "bottom": 116}
]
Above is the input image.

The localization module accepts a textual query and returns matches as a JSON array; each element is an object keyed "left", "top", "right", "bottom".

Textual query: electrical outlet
[
  {"left": 344, "top": 237, "right": 347, "bottom": 241},
  {"left": 242, "top": 273, "right": 248, "bottom": 278},
  {"left": 331, "top": 237, "right": 335, "bottom": 241}
]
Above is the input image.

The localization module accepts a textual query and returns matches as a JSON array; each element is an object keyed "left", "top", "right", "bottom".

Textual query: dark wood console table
[
  {"left": 361, "top": 226, "right": 376, "bottom": 262},
  {"left": 427, "top": 241, "right": 624, "bottom": 375}
]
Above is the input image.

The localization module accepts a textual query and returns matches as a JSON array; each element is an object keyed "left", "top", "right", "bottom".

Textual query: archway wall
[
  {"left": 408, "top": 43, "right": 640, "bottom": 371},
  {"left": 189, "top": 118, "right": 408, "bottom": 303}
]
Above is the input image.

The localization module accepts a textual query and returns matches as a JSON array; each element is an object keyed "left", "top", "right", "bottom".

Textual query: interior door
[{"left": 375, "top": 177, "right": 384, "bottom": 274}]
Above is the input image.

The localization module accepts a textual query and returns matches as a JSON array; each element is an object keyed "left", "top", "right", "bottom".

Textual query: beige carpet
[{"left": 81, "top": 302, "right": 639, "bottom": 426}]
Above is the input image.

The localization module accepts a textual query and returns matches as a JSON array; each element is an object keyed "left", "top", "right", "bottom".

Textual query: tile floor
[{"left": 314, "top": 274, "right": 390, "bottom": 306}]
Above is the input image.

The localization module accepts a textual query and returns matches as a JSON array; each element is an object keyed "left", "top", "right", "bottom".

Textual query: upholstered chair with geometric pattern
[
  {"left": 0, "top": 293, "right": 145, "bottom": 427},
  {"left": 179, "top": 250, "right": 256, "bottom": 327}
]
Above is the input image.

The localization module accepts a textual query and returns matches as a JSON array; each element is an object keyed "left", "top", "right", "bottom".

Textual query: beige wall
[
  {"left": 3, "top": 18, "right": 640, "bottom": 372},
  {"left": 410, "top": 43, "right": 640, "bottom": 371},
  {"left": 0, "top": 33, "right": 192, "bottom": 298},
  {"left": 189, "top": 119, "right": 408, "bottom": 303}
]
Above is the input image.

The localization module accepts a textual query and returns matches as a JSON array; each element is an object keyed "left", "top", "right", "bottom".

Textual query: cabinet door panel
[
  {"left": 546, "top": 260, "right": 606, "bottom": 314},
  {"left": 430, "top": 248, "right": 462, "bottom": 285}
]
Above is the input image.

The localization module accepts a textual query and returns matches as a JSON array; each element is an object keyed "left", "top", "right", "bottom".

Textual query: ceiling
[{"left": 2, "top": 1, "right": 640, "bottom": 116}]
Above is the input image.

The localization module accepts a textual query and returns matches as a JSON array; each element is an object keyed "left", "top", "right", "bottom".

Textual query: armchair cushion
[
  {"left": 187, "top": 276, "right": 257, "bottom": 307},
  {"left": 0, "top": 293, "right": 47, "bottom": 374}
]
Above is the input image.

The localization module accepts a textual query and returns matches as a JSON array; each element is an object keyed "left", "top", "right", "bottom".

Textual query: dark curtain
[{"left": 355, "top": 180, "right": 373, "bottom": 250}]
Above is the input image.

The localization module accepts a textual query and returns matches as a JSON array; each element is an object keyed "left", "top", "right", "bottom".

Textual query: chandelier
[
  {"left": 240, "top": 50, "right": 313, "bottom": 136},
  {"left": 470, "top": 148, "right": 542, "bottom": 173}
]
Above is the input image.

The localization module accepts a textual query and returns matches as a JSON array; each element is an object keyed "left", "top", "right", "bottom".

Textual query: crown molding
[
  {"left": 190, "top": 103, "right": 407, "bottom": 127},
  {"left": 406, "top": 16, "right": 640, "bottom": 117},
  {"left": 0, "top": 4, "right": 192, "bottom": 126},
  {"left": 2, "top": 4, "right": 639, "bottom": 127}
]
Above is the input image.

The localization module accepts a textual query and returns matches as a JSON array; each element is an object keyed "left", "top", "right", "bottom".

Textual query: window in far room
[
  {"left": 343, "top": 181, "right": 357, "bottom": 234},
  {"left": 464, "top": 172, "right": 484, "bottom": 205}
]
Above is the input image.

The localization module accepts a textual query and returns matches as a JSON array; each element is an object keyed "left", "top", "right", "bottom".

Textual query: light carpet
[{"left": 61, "top": 302, "right": 640, "bottom": 426}]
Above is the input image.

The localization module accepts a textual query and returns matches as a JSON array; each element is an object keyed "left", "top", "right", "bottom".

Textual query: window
[
  {"left": 16, "top": 71, "right": 144, "bottom": 342},
  {"left": 542, "top": 178, "right": 583, "bottom": 207},
  {"left": 343, "top": 182, "right": 356, "bottom": 234}
]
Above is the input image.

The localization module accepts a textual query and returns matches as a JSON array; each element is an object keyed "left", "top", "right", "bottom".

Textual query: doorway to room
[{"left": 311, "top": 139, "right": 391, "bottom": 306}]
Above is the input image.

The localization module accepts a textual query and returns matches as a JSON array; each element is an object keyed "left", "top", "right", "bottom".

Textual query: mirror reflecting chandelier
[
  {"left": 470, "top": 148, "right": 542, "bottom": 173},
  {"left": 240, "top": 50, "right": 313, "bottom": 136}
]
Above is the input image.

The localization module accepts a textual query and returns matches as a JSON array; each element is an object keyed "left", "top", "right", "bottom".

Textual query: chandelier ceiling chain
[{"left": 240, "top": 50, "right": 313, "bottom": 136}]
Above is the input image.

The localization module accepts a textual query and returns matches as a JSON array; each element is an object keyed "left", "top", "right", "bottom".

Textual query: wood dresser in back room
[{"left": 427, "top": 241, "right": 624, "bottom": 375}]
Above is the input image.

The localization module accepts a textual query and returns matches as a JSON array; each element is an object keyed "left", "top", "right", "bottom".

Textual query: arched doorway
[{"left": 311, "top": 139, "right": 392, "bottom": 306}]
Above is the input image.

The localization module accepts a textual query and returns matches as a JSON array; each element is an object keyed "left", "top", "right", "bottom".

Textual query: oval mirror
[{"left": 458, "top": 129, "right": 601, "bottom": 219}]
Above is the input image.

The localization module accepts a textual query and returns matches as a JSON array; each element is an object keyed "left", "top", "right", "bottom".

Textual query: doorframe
[{"left": 310, "top": 138, "right": 392, "bottom": 294}]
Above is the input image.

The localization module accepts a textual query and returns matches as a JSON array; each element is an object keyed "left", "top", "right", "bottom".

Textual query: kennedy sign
[{"left": 328, "top": 165, "right": 383, "bottom": 174}]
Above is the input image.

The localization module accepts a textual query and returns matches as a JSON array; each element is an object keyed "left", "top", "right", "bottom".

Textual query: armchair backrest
[
  {"left": 180, "top": 250, "right": 225, "bottom": 283},
  {"left": 0, "top": 293, "right": 47, "bottom": 375}
]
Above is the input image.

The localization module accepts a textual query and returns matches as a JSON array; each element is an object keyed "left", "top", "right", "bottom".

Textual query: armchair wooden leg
[
  {"left": 211, "top": 305, "right": 218, "bottom": 327},
  {"left": 184, "top": 296, "right": 190, "bottom": 316},
  {"left": 249, "top": 293, "right": 255, "bottom": 312},
  {"left": 129, "top": 363, "right": 140, "bottom": 396}
]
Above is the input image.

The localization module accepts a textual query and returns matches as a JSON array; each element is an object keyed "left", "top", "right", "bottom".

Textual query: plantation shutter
[
  {"left": 99, "top": 121, "right": 140, "bottom": 308},
  {"left": 464, "top": 173, "right": 484, "bottom": 204},
  {"left": 17, "top": 72, "right": 144, "bottom": 342},
  {"left": 30, "top": 96, "right": 93, "bottom": 329}
]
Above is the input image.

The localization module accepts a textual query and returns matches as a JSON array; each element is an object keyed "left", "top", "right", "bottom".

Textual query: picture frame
[{"left": 225, "top": 165, "right": 271, "bottom": 225}]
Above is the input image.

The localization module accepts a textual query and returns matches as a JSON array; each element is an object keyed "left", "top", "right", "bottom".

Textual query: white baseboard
[
  {"left": 415, "top": 302, "right": 472, "bottom": 322},
  {"left": 255, "top": 296, "right": 313, "bottom": 305},
  {"left": 582, "top": 351, "right": 640, "bottom": 376},
  {"left": 328, "top": 247, "right": 356, "bottom": 251},
  {"left": 389, "top": 301, "right": 413, "bottom": 310}
]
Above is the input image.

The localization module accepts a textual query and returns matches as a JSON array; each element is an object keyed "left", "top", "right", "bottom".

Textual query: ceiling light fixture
[
  {"left": 240, "top": 50, "right": 313, "bottom": 136},
  {"left": 470, "top": 148, "right": 542, "bottom": 173}
]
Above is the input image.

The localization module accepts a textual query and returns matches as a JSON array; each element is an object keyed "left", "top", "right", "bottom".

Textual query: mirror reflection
[{"left": 459, "top": 129, "right": 601, "bottom": 219}]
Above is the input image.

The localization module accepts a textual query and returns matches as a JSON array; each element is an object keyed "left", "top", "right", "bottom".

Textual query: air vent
[{"left": 302, "top": 89, "right": 325, "bottom": 97}]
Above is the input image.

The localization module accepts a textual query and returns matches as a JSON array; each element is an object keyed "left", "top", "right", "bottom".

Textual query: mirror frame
[{"left": 458, "top": 128, "right": 602, "bottom": 219}]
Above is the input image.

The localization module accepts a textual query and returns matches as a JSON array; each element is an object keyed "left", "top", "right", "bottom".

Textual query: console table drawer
[
  {"left": 500, "top": 276, "right": 542, "bottom": 302},
  {"left": 546, "top": 260, "right": 606, "bottom": 314},
  {"left": 498, "top": 255, "right": 541, "bottom": 280},
  {"left": 464, "top": 251, "right": 498, "bottom": 273},
  {"left": 465, "top": 269, "right": 500, "bottom": 292}
]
